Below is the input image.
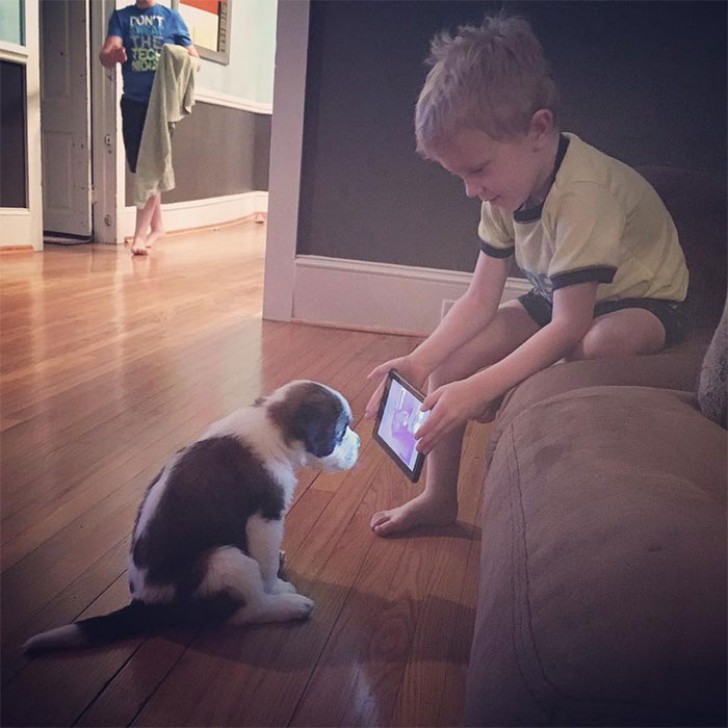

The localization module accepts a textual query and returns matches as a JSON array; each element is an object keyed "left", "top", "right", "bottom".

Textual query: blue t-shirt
[{"left": 108, "top": 4, "right": 192, "bottom": 103}]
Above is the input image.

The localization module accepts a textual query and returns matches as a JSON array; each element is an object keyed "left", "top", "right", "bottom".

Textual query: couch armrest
[
  {"left": 485, "top": 337, "right": 710, "bottom": 465},
  {"left": 467, "top": 385, "right": 727, "bottom": 726}
]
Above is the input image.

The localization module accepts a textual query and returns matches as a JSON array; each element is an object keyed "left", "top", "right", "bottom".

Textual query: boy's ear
[{"left": 529, "top": 108, "right": 554, "bottom": 147}]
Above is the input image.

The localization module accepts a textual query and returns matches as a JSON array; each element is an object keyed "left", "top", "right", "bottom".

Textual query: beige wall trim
[
  {"left": 195, "top": 88, "right": 272, "bottom": 115},
  {"left": 120, "top": 191, "right": 268, "bottom": 242},
  {"left": 292, "top": 255, "right": 531, "bottom": 336}
]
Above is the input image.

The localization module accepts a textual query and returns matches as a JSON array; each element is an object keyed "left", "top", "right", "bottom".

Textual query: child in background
[
  {"left": 100, "top": 0, "right": 199, "bottom": 255},
  {"left": 365, "top": 14, "right": 688, "bottom": 537}
]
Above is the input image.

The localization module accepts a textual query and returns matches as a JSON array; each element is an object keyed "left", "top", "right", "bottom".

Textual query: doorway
[{"left": 39, "top": 0, "right": 93, "bottom": 242}]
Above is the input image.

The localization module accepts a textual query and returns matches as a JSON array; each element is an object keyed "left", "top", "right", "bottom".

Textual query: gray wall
[
  {"left": 125, "top": 101, "right": 270, "bottom": 205},
  {"left": 298, "top": 0, "right": 727, "bottom": 272}
]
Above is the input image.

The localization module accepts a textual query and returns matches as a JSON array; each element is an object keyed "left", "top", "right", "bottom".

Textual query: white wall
[
  {"left": 0, "top": 0, "right": 23, "bottom": 44},
  {"left": 113, "top": 0, "right": 276, "bottom": 239},
  {"left": 196, "top": 0, "right": 277, "bottom": 108},
  {"left": 112, "top": 0, "right": 276, "bottom": 107}
]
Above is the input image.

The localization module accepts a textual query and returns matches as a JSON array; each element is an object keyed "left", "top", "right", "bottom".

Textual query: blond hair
[{"left": 415, "top": 14, "right": 560, "bottom": 154}]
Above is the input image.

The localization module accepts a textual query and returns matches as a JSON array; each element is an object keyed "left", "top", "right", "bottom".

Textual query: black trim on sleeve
[
  {"left": 480, "top": 241, "right": 515, "bottom": 259},
  {"left": 513, "top": 205, "right": 542, "bottom": 224},
  {"left": 550, "top": 266, "right": 616, "bottom": 290},
  {"left": 514, "top": 134, "right": 570, "bottom": 224}
]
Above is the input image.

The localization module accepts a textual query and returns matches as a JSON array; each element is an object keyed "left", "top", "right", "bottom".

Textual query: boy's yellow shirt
[{"left": 478, "top": 133, "right": 689, "bottom": 304}]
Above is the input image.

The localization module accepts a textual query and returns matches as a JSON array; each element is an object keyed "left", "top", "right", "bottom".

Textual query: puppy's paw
[
  {"left": 281, "top": 593, "right": 314, "bottom": 620},
  {"left": 269, "top": 577, "right": 297, "bottom": 595},
  {"left": 231, "top": 592, "right": 315, "bottom": 625}
]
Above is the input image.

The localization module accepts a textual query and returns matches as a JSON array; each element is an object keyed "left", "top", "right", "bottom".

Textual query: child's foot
[
  {"left": 370, "top": 492, "right": 458, "bottom": 537},
  {"left": 146, "top": 228, "right": 165, "bottom": 248},
  {"left": 130, "top": 237, "right": 148, "bottom": 256}
]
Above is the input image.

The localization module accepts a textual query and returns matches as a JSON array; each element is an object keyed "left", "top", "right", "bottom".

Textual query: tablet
[{"left": 373, "top": 369, "right": 430, "bottom": 482}]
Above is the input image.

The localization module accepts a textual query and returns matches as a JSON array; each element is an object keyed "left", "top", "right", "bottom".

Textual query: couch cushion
[
  {"left": 487, "top": 337, "right": 710, "bottom": 464},
  {"left": 466, "top": 386, "right": 727, "bottom": 727}
]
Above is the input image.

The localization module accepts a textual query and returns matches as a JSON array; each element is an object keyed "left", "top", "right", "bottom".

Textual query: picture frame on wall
[{"left": 172, "top": 0, "right": 230, "bottom": 65}]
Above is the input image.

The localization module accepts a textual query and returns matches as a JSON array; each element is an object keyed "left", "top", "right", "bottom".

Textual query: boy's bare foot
[
  {"left": 370, "top": 492, "right": 458, "bottom": 537},
  {"left": 130, "top": 237, "right": 148, "bottom": 256},
  {"left": 146, "top": 228, "right": 165, "bottom": 248}
]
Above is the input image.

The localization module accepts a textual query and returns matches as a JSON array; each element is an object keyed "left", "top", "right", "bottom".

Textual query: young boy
[
  {"left": 100, "top": 0, "right": 199, "bottom": 255},
  {"left": 364, "top": 14, "right": 688, "bottom": 537}
]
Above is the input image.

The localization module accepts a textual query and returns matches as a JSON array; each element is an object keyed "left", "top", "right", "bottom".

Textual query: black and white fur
[{"left": 24, "top": 381, "right": 359, "bottom": 653}]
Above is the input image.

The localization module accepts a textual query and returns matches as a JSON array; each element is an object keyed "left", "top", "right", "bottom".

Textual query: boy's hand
[
  {"left": 102, "top": 45, "right": 127, "bottom": 67},
  {"left": 110, "top": 46, "right": 127, "bottom": 64},
  {"left": 363, "top": 357, "right": 427, "bottom": 420},
  {"left": 416, "top": 378, "right": 493, "bottom": 454}
]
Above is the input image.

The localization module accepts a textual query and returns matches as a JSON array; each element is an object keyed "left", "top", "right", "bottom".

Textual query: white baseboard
[
  {"left": 291, "top": 255, "right": 532, "bottom": 336},
  {"left": 195, "top": 88, "right": 272, "bottom": 115},
  {"left": 122, "top": 191, "right": 268, "bottom": 240},
  {"left": 0, "top": 208, "right": 42, "bottom": 251}
]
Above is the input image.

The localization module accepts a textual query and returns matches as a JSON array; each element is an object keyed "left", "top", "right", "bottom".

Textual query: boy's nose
[{"left": 464, "top": 178, "right": 482, "bottom": 199}]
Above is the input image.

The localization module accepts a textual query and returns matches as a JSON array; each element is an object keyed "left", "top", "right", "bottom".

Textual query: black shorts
[
  {"left": 518, "top": 290, "right": 688, "bottom": 348},
  {"left": 120, "top": 96, "right": 149, "bottom": 174}
]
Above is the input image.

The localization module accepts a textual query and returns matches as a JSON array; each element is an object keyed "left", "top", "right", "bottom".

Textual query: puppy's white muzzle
[{"left": 319, "top": 427, "right": 360, "bottom": 471}]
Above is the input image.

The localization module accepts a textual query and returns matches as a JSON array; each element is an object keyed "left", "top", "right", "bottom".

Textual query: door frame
[
  {"left": 262, "top": 0, "right": 310, "bottom": 321},
  {"left": 0, "top": 1, "right": 42, "bottom": 251},
  {"left": 89, "top": 0, "right": 123, "bottom": 244},
  {"left": 0, "top": 0, "right": 122, "bottom": 250}
]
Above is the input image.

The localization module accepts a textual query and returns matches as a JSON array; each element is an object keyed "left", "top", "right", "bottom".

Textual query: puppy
[{"left": 24, "top": 381, "right": 360, "bottom": 653}]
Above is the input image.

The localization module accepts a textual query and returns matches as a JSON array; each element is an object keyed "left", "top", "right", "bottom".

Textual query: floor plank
[{"left": 0, "top": 223, "right": 491, "bottom": 727}]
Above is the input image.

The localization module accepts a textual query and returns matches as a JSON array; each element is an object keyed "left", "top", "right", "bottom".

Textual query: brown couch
[{"left": 464, "top": 166, "right": 727, "bottom": 727}]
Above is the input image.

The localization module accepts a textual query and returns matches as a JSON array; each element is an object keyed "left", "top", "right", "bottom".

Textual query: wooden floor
[{"left": 0, "top": 222, "right": 493, "bottom": 727}]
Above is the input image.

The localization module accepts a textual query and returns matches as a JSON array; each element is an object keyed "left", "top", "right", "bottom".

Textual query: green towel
[{"left": 133, "top": 44, "right": 195, "bottom": 208}]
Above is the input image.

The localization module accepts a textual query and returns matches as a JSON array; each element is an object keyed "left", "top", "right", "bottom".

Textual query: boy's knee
[
  {"left": 568, "top": 332, "right": 628, "bottom": 360},
  {"left": 569, "top": 312, "right": 665, "bottom": 361}
]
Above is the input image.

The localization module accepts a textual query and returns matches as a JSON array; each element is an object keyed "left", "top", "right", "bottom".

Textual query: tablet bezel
[{"left": 372, "top": 369, "right": 428, "bottom": 483}]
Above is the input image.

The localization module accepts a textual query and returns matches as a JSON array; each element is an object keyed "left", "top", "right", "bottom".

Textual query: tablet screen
[{"left": 373, "top": 370, "right": 430, "bottom": 482}]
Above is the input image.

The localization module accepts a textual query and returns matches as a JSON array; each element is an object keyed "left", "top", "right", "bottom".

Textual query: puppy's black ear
[{"left": 295, "top": 403, "right": 336, "bottom": 457}]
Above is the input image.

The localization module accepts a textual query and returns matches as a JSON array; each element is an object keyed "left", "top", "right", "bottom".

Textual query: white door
[{"left": 40, "top": 0, "right": 92, "bottom": 238}]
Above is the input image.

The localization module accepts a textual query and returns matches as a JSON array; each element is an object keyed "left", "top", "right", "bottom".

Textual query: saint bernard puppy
[{"left": 24, "top": 381, "right": 360, "bottom": 654}]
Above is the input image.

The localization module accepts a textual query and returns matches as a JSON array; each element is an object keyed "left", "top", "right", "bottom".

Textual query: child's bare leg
[
  {"left": 146, "top": 195, "right": 165, "bottom": 248},
  {"left": 568, "top": 308, "right": 665, "bottom": 360},
  {"left": 370, "top": 421, "right": 465, "bottom": 537},
  {"left": 371, "top": 301, "right": 540, "bottom": 537},
  {"left": 131, "top": 195, "right": 158, "bottom": 255}
]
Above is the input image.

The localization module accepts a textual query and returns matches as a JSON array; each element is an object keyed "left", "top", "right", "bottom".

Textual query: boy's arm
[
  {"left": 186, "top": 43, "right": 202, "bottom": 72},
  {"left": 172, "top": 10, "right": 200, "bottom": 67},
  {"left": 417, "top": 281, "right": 598, "bottom": 452},
  {"left": 99, "top": 35, "right": 126, "bottom": 68},
  {"left": 363, "top": 252, "right": 509, "bottom": 420},
  {"left": 410, "top": 252, "right": 510, "bottom": 375},
  {"left": 479, "top": 280, "right": 597, "bottom": 392}
]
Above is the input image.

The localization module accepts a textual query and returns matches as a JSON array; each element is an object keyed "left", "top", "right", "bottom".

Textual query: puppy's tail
[
  {"left": 22, "top": 601, "right": 177, "bottom": 654},
  {"left": 24, "top": 596, "right": 240, "bottom": 655}
]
